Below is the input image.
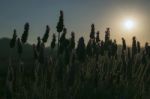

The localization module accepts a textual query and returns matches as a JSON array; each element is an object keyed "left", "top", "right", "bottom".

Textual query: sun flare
[{"left": 124, "top": 19, "right": 135, "bottom": 30}]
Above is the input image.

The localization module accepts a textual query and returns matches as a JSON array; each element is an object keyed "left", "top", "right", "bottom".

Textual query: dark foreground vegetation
[{"left": 2, "top": 11, "right": 150, "bottom": 99}]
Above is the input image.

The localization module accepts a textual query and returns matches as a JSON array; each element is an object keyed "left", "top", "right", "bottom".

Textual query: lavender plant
[
  {"left": 21, "top": 22, "right": 29, "bottom": 44},
  {"left": 5, "top": 11, "right": 150, "bottom": 99}
]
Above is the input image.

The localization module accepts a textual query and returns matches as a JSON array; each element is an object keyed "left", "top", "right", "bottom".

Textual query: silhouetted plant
[
  {"left": 5, "top": 11, "right": 150, "bottom": 99},
  {"left": 122, "top": 37, "right": 126, "bottom": 51},
  {"left": 36, "top": 37, "right": 41, "bottom": 53},
  {"left": 76, "top": 37, "right": 86, "bottom": 62},
  {"left": 17, "top": 38, "right": 23, "bottom": 57},
  {"left": 21, "top": 22, "right": 29, "bottom": 44},
  {"left": 58, "top": 29, "right": 71, "bottom": 64},
  {"left": 105, "top": 28, "right": 110, "bottom": 42},
  {"left": 104, "top": 28, "right": 111, "bottom": 51},
  {"left": 59, "top": 28, "right": 67, "bottom": 54},
  {"left": 108, "top": 40, "right": 113, "bottom": 58},
  {"left": 87, "top": 24, "right": 97, "bottom": 57},
  {"left": 121, "top": 49, "right": 126, "bottom": 75},
  {"left": 86, "top": 39, "right": 93, "bottom": 56},
  {"left": 112, "top": 39, "right": 118, "bottom": 58},
  {"left": 132, "top": 36, "right": 137, "bottom": 58},
  {"left": 127, "top": 47, "right": 132, "bottom": 79},
  {"left": 10, "top": 29, "right": 17, "bottom": 48},
  {"left": 51, "top": 34, "right": 56, "bottom": 49},
  {"left": 69, "top": 32, "right": 75, "bottom": 50},
  {"left": 90, "top": 24, "right": 95, "bottom": 40},
  {"left": 145, "top": 42, "right": 150, "bottom": 57},
  {"left": 141, "top": 51, "right": 147, "bottom": 65},
  {"left": 95, "top": 32, "right": 101, "bottom": 61},
  {"left": 6, "top": 63, "right": 14, "bottom": 99},
  {"left": 33, "top": 44, "right": 38, "bottom": 60},
  {"left": 137, "top": 41, "right": 141, "bottom": 53},
  {"left": 96, "top": 31, "right": 100, "bottom": 43},
  {"left": 64, "top": 39, "right": 70, "bottom": 65},
  {"left": 100, "top": 40, "right": 105, "bottom": 56},
  {"left": 38, "top": 43, "right": 45, "bottom": 64},
  {"left": 42, "top": 25, "right": 50, "bottom": 43},
  {"left": 127, "top": 47, "right": 131, "bottom": 60},
  {"left": 56, "top": 10, "right": 64, "bottom": 48}
]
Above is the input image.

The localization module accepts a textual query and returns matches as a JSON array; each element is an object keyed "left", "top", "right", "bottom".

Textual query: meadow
[{"left": 1, "top": 11, "right": 150, "bottom": 99}]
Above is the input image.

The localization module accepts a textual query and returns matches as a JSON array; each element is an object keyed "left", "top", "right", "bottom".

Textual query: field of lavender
[{"left": 2, "top": 11, "right": 150, "bottom": 99}]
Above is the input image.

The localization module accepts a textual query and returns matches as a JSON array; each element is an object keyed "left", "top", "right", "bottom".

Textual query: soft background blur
[{"left": 0, "top": 0, "right": 150, "bottom": 46}]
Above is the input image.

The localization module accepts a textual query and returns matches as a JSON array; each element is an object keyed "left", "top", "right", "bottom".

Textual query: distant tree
[
  {"left": 76, "top": 37, "right": 86, "bottom": 62},
  {"left": 17, "top": 38, "right": 23, "bottom": 57},
  {"left": 10, "top": 29, "right": 17, "bottom": 48},
  {"left": 51, "top": 34, "right": 56, "bottom": 49},
  {"left": 137, "top": 41, "right": 141, "bottom": 53},
  {"left": 42, "top": 25, "right": 50, "bottom": 43},
  {"left": 56, "top": 10, "right": 64, "bottom": 48},
  {"left": 90, "top": 24, "right": 95, "bottom": 40},
  {"left": 21, "top": 22, "right": 29, "bottom": 44}
]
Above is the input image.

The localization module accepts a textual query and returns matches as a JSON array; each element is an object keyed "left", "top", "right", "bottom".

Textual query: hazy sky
[{"left": 0, "top": 0, "right": 150, "bottom": 46}]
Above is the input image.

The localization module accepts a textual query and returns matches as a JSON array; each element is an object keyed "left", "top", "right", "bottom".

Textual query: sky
[{"left": 0, "top": 0, "right": 150, "bottom": 46}]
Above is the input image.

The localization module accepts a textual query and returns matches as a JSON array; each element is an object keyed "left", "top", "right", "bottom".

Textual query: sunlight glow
[{"left": 124, "top": 19, "right": 135, "bottom": 30}]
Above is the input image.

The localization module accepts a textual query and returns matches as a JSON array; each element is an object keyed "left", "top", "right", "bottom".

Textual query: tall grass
[{"left": 6, "top": 11, "right": 150, "bottom": 99}]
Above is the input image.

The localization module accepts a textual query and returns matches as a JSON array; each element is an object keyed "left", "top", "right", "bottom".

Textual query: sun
[{"left": 124, "top": 19, "right": 135, "bottom": 30}]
